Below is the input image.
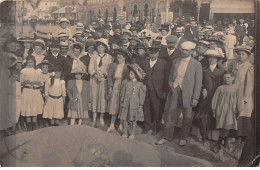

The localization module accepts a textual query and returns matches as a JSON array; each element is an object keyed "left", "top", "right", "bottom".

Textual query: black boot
[
  {"left": 26, "top": 122, "right": 32, "bottom": 131},
  {"left": 32, "top": 122, "right": 37, "bottom": 131}
]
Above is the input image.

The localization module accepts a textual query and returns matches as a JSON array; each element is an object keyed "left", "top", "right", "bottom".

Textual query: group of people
[{"left": 2, "top": 16, "right": 254, "bottom": 153}]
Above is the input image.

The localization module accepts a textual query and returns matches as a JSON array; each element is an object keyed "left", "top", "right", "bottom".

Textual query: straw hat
[
  {"left": 37, "top": 59, "right": 54, "bottom": 68},
  {"left": 203, "top": 50, "right": 222, "bottom": 58},
  {"left": 127, "top": 63, "right": 146, "bottom": 80},
  {"left": 59, "top": 17, "right": 70, "bottom": 24},
  {"left": 95, "top": 38, "right": 110, "bottom": 50},
  {"left": 234, "top": 45, "right": 252, "bottom": 54}
]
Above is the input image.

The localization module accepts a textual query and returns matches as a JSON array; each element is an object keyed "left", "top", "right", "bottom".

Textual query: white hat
[
  {"left": 181, "top": 41, "right": 196, "bottom": 50},
  {"left": 95, "top": 38, "right": 110, "bottom": 50},
  {"left": 59, "top": 17, "right": 70, "bottom": 24},
  {"left": 76, "top": 22, "right": 84, "bottom": 29}
]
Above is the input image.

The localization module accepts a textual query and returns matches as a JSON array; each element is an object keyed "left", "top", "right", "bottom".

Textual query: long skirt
[
  {"left": 21, "top": 88, "right": 44, "bottom": 117},
  {"left": 43, "top": 97, "right": 64, "bottom": 119},
  {"left": 237, "top": 116, "right": 252, "bottom": 137},
  {"left": 108, "top": 79, "right": 122, "bottom": 115},
  {"left": 68, "top": 93, "right": 88, "bottom": 119},
  {"left": 225, "top": 48, "right": 235, "bottom": 60},
  {"left": 89, "top": 78, "right": 108, "bottom": 113}
]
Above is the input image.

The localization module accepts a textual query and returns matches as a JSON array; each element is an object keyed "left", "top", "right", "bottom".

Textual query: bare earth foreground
[{"left": 0, "top": 126, "right": 212, "bottom": 167}]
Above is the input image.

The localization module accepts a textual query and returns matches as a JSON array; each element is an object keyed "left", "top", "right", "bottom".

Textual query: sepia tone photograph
[{"left": 0, "top": 0, "right": 259, "bottom": 167}]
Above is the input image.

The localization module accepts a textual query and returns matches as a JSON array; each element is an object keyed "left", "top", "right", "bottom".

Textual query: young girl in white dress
[
  {"left": 20, "top": 56, "right": 44, "bottom": 131},
  {"left": 43, "top": 66, "right": 66, "bottom": 126}
]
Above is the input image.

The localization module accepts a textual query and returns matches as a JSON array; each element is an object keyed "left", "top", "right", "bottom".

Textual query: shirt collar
[
  {"left": 150, "top": 58, "right": 158, "bottom": 63},
  {"left": 52, "top": 53, "right": 59, "bottom": 57}
]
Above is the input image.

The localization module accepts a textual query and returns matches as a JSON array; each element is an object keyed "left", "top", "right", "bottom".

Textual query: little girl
[
  {"left": 118, "top": 63, "right": 146, "bottom": 140},
  {"left": 20, "top": 56, "right": 44, "bottom": 131},
  {"left": 106, "top": 48, "right": 130, "bottom": 132},
  {"left": 88, "top": 38, "right": 112, "bottom": 127},
  {"left": 211, "top": 71, "right": 244, "bottom": 152},
  {"left": 67, "top": 68, "right": 90, "bottom": 125},
  {"left": 43, "top": 66, "right": 66, "bottom": 126}
]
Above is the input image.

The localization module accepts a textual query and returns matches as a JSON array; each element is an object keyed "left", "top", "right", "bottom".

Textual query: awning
[{"left": 210, "top": 0, "right": 254, "bottom": 13}]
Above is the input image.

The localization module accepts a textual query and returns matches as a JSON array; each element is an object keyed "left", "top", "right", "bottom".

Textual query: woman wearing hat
[
  {"left": 229, "top": 45, "right": 254, "bottom": 139},
  {"left": 63, "top": 42, "right": 87, "bottom": 81},
  {"left": 132, "top": 42, "right": 149, "bottom": 69},
  {"left": 2, "top": 37, "right": 23, "bottom": 58},
  {"left": 106, "top": 48, "right": 130, "bottom": 132},
  {"left": 193, "top": 50, "right": 225, "bottom": 142},
  {"left": 158, "top": 24, "right": 171, "bottom": 46},
  {"left": 18, "top": 36, "right": 34, "bottom": 61},
  {"left": 88, "top": 38, "right": 112, "bottom": 127},
  {"left": 138, "top": 31, "right": 152, "bottom": 47},
  {"left": 32, "top": 39, "right": 47, "bottom": 65}
]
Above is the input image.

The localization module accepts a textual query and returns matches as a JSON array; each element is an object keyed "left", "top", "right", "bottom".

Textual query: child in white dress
[
  {"left": 43, "top": 66, "right": 66, "bottom": 126},
  {"left": 20, "top": 56, "right": 44, "bottom": 131}
]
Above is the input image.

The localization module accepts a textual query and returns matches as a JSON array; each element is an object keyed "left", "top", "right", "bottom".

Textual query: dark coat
[
  {"left": 44, "top": 53, "right": 66, "bottom": 72},
  {"left": 67, "top": 79, "right": 89, "bottom": 111},
  {"left": 159, "top": 46, "right": 181, "bottom": 67},
  {"left": 203, "top": 66, "right": 225, "bottom": 98},
  {"left": 143, "top": 58, "right": 170, "bottom": 99},
  {"left": 235, "top": 24, "right": 246, "bottom": 37},
  {"left": 107, "top": 62, "right": 129, "bottom": 89}
]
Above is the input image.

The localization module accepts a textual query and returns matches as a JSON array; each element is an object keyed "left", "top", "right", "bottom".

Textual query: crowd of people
[{"left": 1, "top": 15, "right": 255, "bottom": 154}]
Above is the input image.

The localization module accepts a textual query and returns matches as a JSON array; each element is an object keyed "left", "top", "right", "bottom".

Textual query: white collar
[{"left": 52, "top": 53, "right": 59, "bottom": 57}]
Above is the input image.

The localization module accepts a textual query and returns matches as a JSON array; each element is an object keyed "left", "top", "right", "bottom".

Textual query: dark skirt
[{"left": 237, "top": 116, "right": 252, "bottom": 137}]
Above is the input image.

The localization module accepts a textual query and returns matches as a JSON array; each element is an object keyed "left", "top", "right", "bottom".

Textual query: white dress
[
  {"left": 20, "top": 68, "right": 44, "bottom": 116},
  {"left": 43, "top": 79, "right": 66, "bottom": 119}
]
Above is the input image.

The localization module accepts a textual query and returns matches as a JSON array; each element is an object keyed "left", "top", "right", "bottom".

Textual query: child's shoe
[{"left": 129, "top": 135, "right": 135, "bottom": 140}]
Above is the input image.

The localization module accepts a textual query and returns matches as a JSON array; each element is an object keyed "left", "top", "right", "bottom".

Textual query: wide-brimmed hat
[
  {"left": 33, "top": 39, "right": 46, "bottom": 50},
  {"left": 127, "top": 63, "right": 146, "bottom": 80},
  {"left": 59, "top": 17, "right": 70, "bottom": 24},
  {"left": 17, "top": 35, "right": 34, "bottom": 42},
  {"left": 72, "top": 42, "right": 84, "bottom": 51},
  {"left": 76, "top": 22, "right": 84, "bottom": 29},
  {"left": 203, "top": 50, "right": 222, "bottom": 58},
  {"left": 95, "top": 38, "right": 110, "bottom": 50},
  {"left": 234, "top": 45, "right": 252, "bottom": 54},
  {"left": 180, "top": 41, "right": 196, "bottom": 50},
  {"left": 37, "top": 59, "right": 54, "bottom": 69},
  {"left": 158, "top": 24, "right": 170, "bottom": 31}
]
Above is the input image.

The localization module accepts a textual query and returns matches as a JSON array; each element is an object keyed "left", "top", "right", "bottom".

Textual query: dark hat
[
  {"left": 72, "top": 42, "right": 84, "bottom": 51},
  {"left": 133, "top": 42, "right": 148, "bottom": 50},
  {"left": 148, "top": 40, "right": 161, "bottom": 53},
  {"left": 85, "top": 40, "right": 96, "bottom": 49},
  {"left": 130, "top": 26, "right": 138, "bottom": 32},
  {"left": 50, "top": 40, "right": 61, "bottom": 48},
  {"left": 114, "top": 48, "right": 131, "bottom": 59},
  {"left": 166, "top": 35, "right": 178, "bottom": 44},
  {"left": 37, "top": 59, "right": 54, "bottom": 69},
  {"left": 129, "top": 36, "right": 142, "bottom": 43},
  {"left": 104, "top": 24, "right": 111, "bottom": 30},
  {"left": 109, "top": 35, "right": 123, "bottom": 46},
  {"left": 158, "top": 24, "right": 169, "bottom": 31}
]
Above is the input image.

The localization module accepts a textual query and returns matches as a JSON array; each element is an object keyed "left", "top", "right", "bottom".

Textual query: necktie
[{"left": 98, "top": 54, "right": 105, "bottom": 67}]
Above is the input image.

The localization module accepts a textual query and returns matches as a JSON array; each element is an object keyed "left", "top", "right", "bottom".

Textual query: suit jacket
[
  {"left": 159, "top": 46, "right": 181, "bottom": 66},
  {"left": 107, "top": 62, "right": 129, "bottom": 89},
  {"left": 143, "top": 58, "right": 169, "bottom": 99},
  {"left": 169, "top": 57, "right": 202, "bottom": 108},
  {"left": 235, "top": 24, "right": 246, "bottom": 37},
  {"left": 44, "top": 53, "right": 66, "bottom": 72}
]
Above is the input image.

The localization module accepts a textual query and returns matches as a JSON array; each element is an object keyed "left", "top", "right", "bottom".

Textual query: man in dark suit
[
  {"left": 142, "top": 40, "right": 170, "bottom": 135},
  {"left": 44, "top": 40, "right": 65, "bottom": 72},
  {"left": 159, "top": 35, "right": 181, "bottom": 67},
  {"left": 235, "top": 19, "right": 246, "bottom": 45},
  {"left": 156, "top": 41, "right": 202, "bottom": 146}
]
